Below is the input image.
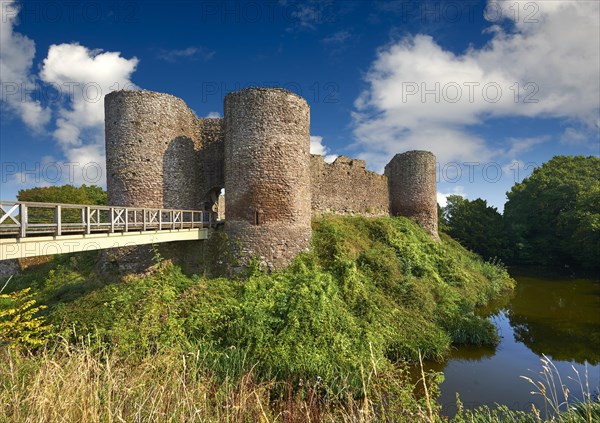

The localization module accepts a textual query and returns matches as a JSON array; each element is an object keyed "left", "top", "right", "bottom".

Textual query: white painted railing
[{"left": 0, "top": 201, "right": 218, "bottom": 239}]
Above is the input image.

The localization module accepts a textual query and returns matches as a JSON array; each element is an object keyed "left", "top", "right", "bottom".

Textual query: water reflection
[
  {"left": 507, "top": 277, "right": 600, "bottom": 365},
  {"left": 426, "top": 275, "right": 600, "bottom": 417}
]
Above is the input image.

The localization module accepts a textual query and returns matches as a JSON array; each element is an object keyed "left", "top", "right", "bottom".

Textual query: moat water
[{"left": 425, "top": 274, "right": 600, "bottom": 418}]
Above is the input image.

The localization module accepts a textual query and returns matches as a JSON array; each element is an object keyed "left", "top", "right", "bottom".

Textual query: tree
[
  {"left": 17, "top": 185, "right": 107, "bottom": 205},
  {"left": 437, "top": 203, "right": 449, "bottom": 233},
  {"left": 16, "top": 185, "right": 107, "bottom": 224},
  {"left": 504, "top": 156, "right": 600, "bottom": 272},
  {"left": 442, "top": 195, "right": 509, "bottom": 261}
]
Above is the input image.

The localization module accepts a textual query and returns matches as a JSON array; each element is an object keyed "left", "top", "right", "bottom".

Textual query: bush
[
  {"left": 42, "top": 216, "right": 514, "bottom": 392},
  {"left": 0, "top": 287, "right": 52, "bottom": 349}
]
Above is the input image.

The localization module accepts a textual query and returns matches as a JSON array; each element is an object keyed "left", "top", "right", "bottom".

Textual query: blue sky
[{"left": 1, "top": 0, "right": 598, "bottom": 210}]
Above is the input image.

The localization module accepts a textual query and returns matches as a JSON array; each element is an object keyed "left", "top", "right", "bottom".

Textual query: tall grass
[
  {"left": 520, "top": 355, "right": 599, "bottom": 423},
  {"left": 450, "top": 356, "right": 600, "bottom": 423},
  {"left": 2, "top": 341, "right": 597, "bottom": 422},
  {"left": 0, "top": 337, "right": 440, "bottom": 422}
]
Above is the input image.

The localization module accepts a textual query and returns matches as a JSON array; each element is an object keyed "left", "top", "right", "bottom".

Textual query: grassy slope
[
  {"left": 4, "top": 216, "right": 513, "bottom": 387},
  {"left": 5, "top": 216, "right": 600, "bottom": 422}
]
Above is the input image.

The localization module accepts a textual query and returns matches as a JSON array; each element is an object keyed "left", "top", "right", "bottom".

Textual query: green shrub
[
  {"left": 0, "top": 287, "right": 52, "bottom": 348},
  {"left": 41, "top": 216, "right": 514, "bottom": 393}
]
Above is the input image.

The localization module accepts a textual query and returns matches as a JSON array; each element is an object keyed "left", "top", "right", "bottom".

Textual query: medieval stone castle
[{"left": 105, "top": 88, "right": 438, "bottom": 270}]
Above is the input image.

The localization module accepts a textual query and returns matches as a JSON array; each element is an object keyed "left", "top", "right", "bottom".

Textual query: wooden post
[
  {"left": 55, "top": 205, "right": 62, "bottom": 236},
  {"left": 159, "top": 210, "right": 163, "bottom": 231},
  {"left": 110, "top": 208, "right": 115, "bottom": 233},
  {"left": 19, "top": 203, "right": 27, "bottom": 238},
  {"left": 85, "top": 206, "right": 91, "bottom": 234},
  {"left": 143, "top": 209, "right": 147, "bottom": 231},
  {"left": 124, "top": 208, "right": 129, "bottom": 232}
]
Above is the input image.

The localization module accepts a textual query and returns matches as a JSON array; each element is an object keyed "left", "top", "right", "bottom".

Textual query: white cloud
[
  {"left": 501, "top": 159, "right": 539, "bottom": 185},
  {"left": 0, "top": 0, "right": 51, "bottom": 131},
  {"left": 560, "top": 127, "right": 598, "bottom": 148},
  {"left": 322, "top": 30, "right": 351, "bottom": 44},
  {"left": 1, "top": 4, "right": 136, "bottom": 188},
  {"left": 437, "top": 186, "right": 467, "bottom": 208},
  {"left": 39, "top": 43, "right": 139, "bottom": 184},
  {"left": 310, "top": 135, "right": 337, "bottom": 163},
  {"left": 354, "top": 123, "right": 491, "bottom": 172},
  {"left": 502, "top": 136, "right": 550, "bottom": 159},
  {"left": 283, "top": 0, "right": 342, "bottom": 32},
  {"left": 354, "top": 0, "right": 600, "bottom": 170},
  {"left": 310, "top": 135, "right": 327, "bottom": 155},
  {"left": 205, "top": 112, "right": 222, "bottom": 118},
  {"left": 321, "top": 30, "right": 352, "bottom": 55},
  {"left": 157, "top": 46, "right": 215, "bottom": 62}
]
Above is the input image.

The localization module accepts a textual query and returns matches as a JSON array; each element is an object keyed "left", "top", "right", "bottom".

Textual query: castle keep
[{"left": 105, "top": 88, "right": 438, "bottom": 270}]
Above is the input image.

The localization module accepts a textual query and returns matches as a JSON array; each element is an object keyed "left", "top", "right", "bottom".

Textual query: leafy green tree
[
  {"left": 16, "top": 185, "right": 107, "bottom": 224},
  {"left": 443, "top": 195, "right": 509, "bottom": 261},
  {"left": 564, "top": 186, "right": 600, "bottom": 268},
  {"left": 17, "top": 184, "right": 107, "bottom": 205},
  {"left": 504, "top": 156, "right": 600, "bottom": 271},
  {"left": 437, "top": 203, "right": 449, "bottom": 232}
]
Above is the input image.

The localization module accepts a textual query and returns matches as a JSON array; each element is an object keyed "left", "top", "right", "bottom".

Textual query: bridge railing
[{"left": 0, "top": 201, "right": 218, "bottom": 239}]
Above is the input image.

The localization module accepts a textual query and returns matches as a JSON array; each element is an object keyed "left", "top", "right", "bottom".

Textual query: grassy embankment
[{"left": 2, "top": 215, "right": 596, "bottom": 421}]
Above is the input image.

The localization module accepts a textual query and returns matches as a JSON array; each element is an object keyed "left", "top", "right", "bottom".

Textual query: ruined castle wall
[
  {"left": 310, "top": 155, "right": 389, "bottom": 216},
  {"left": 100, "top": 88, "right": 441, "bottom": 274},
  {"left": 105, "top": 90, "right": 203, "bottom": 210},
  {"left": 384, "top": 150, "right": 439, "bottom": 240},
  {"left": 224, "top": 88, "right": 312, "bottom": 270},
  {"left": 197, "top": 118, "right": 225, "bottom": 203},
  {"left": 104, "top": 90, "right": 205, "bottom": 274}
]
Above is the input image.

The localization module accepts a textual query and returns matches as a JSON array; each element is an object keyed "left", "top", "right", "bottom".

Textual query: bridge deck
[{"left": 0, "top": 201, "right": 217, "bottom": 260}]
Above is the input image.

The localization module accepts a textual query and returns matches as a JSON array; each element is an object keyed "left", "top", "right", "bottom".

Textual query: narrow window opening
[{"left": 254, "top": 210, "right": 260, "bottom": 226}]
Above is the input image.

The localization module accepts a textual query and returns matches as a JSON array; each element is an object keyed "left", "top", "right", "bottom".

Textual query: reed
[{"left": 519, "top": 354, "right": 599, "bottom": 423}]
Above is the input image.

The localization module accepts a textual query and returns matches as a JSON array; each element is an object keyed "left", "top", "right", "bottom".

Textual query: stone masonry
[
  {"left": 104, "top": 87, "right": 439, "bottom": 270},
  {"left": 105, "top": 90, "right": 203, "bottom": 210},
  {"left": 310, "top": 155, "right": 388, "bottom": 216},
  {"left": 224, "top": 88, "right": 312, "bottom": 270},
  {"left": 385, "top": 151, "right": 439, "bottom": 240}
]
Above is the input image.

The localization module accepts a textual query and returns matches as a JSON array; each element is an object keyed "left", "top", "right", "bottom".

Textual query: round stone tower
[
  {"left": 224, "top": 88, "right": 312, "bottom": 270},
  {"left": 384, "top": 150, "right": 439, "bottom": 240},
  {"left": 103, "top": 90, "right": 203, "bottom": 274},
  {"left": 105, "top": 90, "right": 202, "bottom": 210}
]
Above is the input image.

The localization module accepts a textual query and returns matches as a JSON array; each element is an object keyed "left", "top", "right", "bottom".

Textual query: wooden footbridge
[{"left": 0, "top": 201, "right": 217, "bottom": 260}]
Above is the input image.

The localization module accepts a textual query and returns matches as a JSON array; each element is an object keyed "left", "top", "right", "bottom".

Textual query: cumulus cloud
[
  {"left": 39, "top": 43, "right": 139, "bottom": 183},
  {"left": 205, "top": 111, "right": 222, "bottom": 118},
  {"left": 353, "top": 0, "right": 600, "bottom": 170},
  {"left": 437, "top": 186, "right": 467, "bottom": 208},
  {"left": 310, "top": 135, "right": 337, "bottom": 163},
  {"left": 1, "top": 2, "right": 140, "bottom": 187},
  {"left": 0, "top": 0, "right": 50, "bottom": 131}
]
